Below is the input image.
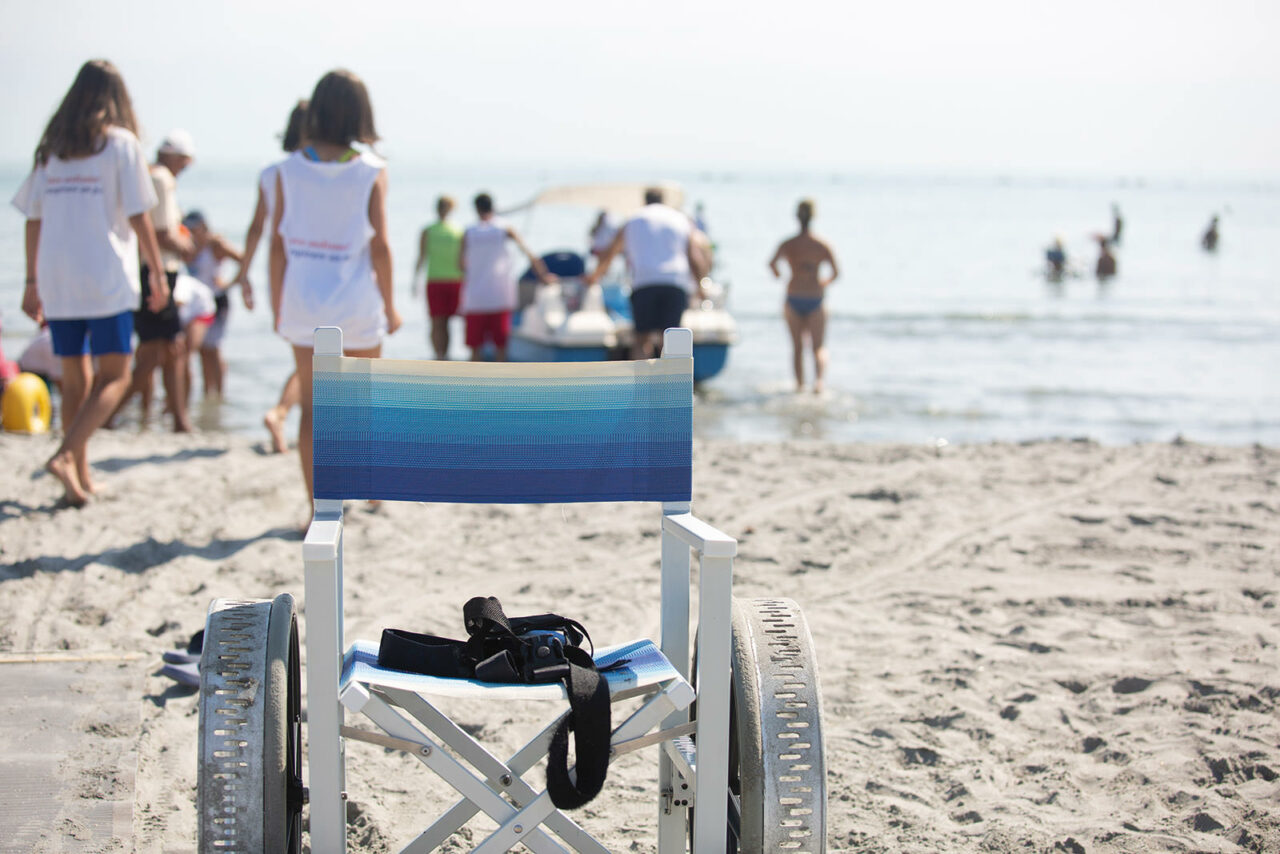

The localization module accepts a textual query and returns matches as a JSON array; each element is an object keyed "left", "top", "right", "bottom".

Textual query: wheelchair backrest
[{"left": 311, "top": 331, "right": 693, "bottom": 505}]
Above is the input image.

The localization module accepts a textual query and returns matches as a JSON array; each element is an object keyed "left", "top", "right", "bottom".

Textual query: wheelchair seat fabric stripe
[{"left": 312, "top": 358, "right": 693, "bottom": 503}]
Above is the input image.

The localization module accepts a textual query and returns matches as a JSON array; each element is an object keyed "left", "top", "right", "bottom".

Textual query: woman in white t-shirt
[
  {"left": 11, "top": 59, "right": 168, "bottom": 507},
  {"left": 269, "top": 69, "right": 402, "bottom": 504}
]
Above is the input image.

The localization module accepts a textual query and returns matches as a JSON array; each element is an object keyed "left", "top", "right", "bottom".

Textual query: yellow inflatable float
[{"left": 2, "top": 372, "right": 52, "bottom": 434}]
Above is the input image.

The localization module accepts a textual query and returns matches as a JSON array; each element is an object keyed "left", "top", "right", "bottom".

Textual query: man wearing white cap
[{"left": 117, "top": 129, "right": 197, "bottom": 431}]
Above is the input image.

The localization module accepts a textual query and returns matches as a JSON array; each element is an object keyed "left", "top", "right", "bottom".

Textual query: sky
[{"left": 2, "top": 0, "right": 1278, "bottom": 177}]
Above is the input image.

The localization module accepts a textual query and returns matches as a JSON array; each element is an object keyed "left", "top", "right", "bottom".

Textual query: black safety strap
[{"left": 377, "top": 596, "right": 610, "bottom": 809}]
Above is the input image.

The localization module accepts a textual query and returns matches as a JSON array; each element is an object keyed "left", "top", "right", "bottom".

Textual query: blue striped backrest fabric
[{"left": 312, "top": 357, "right": 693, "bottom": 504}]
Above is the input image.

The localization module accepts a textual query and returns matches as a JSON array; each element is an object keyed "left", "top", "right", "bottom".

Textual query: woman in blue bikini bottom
[{"left": 786, "top": 295, "right": 824, "bottom": 317}]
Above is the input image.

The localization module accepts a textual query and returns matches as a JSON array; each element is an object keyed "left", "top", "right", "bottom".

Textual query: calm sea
[{"left": 3, "top": 162, "right": 1278, "bottom": 446}]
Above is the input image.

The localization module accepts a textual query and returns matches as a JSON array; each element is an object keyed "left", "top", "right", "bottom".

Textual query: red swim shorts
[
  {"left": 465, "top": 311, "right": 512, "bottom": 349},
  {"left": 426, "top": 280, "right": 462, "bottom": 318}
]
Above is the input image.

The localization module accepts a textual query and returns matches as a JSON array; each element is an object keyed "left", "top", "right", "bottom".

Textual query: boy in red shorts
[{"left": 458, "top": 192, "right": 553, "bottom": 361}]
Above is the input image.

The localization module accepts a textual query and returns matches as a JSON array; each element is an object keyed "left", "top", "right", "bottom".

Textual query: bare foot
[
  {"left": 77, "top": 468, "right": 100, "bottom": 496},
  {"left": 264, "top": 408, "right": 288, "bottom": 454},
  {"left": 813, "top": 382, "right": 824, "bottom": 395},
  {"left": 46, "top": 451, "right": 88, "bottom": 507},
  {"left": 173, "top": 414, "right": 194, "bottom": 433}
]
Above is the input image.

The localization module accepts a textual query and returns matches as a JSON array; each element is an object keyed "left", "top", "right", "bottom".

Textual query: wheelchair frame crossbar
[{"left": 340, "top": 672, "right": 694, "bottom": 853}]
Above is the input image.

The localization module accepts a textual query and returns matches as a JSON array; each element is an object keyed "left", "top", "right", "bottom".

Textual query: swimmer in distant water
[
  {"left": 769, "top": 199, "right": 839, "bottom": 394},
  {"left": 1095, "top": 236, "right": 1117, "bottom": 281},
  {"left": 1111, "top": 204, "right": 1123, "bottom": 245},
  {"left": 1045, "top": 236, "right": 1067, "bottom": 279},
  {"left": 1202, "top": 214, "right": 1219, "bottom": 252}
]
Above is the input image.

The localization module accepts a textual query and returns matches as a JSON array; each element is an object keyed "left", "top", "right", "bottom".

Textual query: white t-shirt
[
  {"left": 148, "top": 164, "right": 183, "bottom": 271},
  {"left": 10, "top": 126, "right": 157, "bottom": 320},
  {"left": 259, "top": 161, "right": 282, "bottom": 232},
  {"left": 622, "top": 203, "right": 694, "bottom": 293},
  {"left": 275, "top": 150, "right": 386, "bottom": 349},
  {"left": 461, "top": 218, "right": 515, "bottom": 314}
]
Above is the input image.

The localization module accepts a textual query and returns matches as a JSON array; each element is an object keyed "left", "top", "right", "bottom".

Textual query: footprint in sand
[{"left": 1112, "top": 676, "right": 1152, "bottom": 694}]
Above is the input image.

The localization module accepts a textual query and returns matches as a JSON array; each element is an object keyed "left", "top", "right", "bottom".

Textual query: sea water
[{"left": 2, "top": 161, "right": 1277, "bottom": 446}]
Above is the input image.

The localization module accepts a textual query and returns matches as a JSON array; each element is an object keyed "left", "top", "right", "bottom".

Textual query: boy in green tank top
[{"left": 413, "top": 195, "right": 464, "bottom": 359}]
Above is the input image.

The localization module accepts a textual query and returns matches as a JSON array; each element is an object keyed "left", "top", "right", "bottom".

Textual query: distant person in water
[
  {"left": 585, "top": 187, "right": 710, "bottom": 358},
  {"left": 769, "top": 199, "right": 839, "bottom": 394},
  {"left": 1095, "top": 237, "right": 1117, "bottom": 280},
  {"left": 459, "top": 192, "right": 553, "bottom": 361},
  {"left": 1111, "top": 204, "right": 1123, "bottom": 245},
  {"left": 116, "top": 130, "right": 198, "bottom": 432},
  {"left": 1045, "top": 236, "right": 1068, "bottom": 278},
  {"left": 589, "top": 210, "right": 618, "bottom": 259},
  {"left": 413, "top": 195, "right": 464, "bottom": 359},
  {"left": 1202, "top": 215, "right": 1220, "bottom": 252},
  {"left": 182, "top": 211, "right": 244, "bottom": 399}
]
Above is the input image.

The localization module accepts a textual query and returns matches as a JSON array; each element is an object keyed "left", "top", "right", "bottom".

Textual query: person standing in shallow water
[
  {"left": 118, "top": 129, "right": 198, "bottom": 432},
  {"left": 1095, "top": 237, "right": 1117, "bottom": 281},
  {"left": 11, "top": 59, "right": 168, "bottom": 506},
  {"left": 413, "top": 195, "right": 464, "bottom": 360},
  {"left": 769, "top": 199, "right": 839, "bottom": 393},
  {"left": 1202, "top": 214, "right": 1220, "bottom": 252}
]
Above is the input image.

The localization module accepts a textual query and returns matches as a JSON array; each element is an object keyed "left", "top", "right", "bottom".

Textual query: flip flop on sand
[
  {"left": 162, "top": 629, "right": 204, "bottom": 665},
  {"left": 160, "top": 660, "right": 200, "bottom": 689}
]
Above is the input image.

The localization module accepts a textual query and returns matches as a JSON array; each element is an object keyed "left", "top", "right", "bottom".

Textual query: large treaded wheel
[
  {"left": 696, "top": 597, "right": 827, "bottom": 853},
  {"left": 197, "top": 594, "right": 303, "bottom": 853},
  {"left": 730, "top": 597, "right": 826, "bottom": 852}
]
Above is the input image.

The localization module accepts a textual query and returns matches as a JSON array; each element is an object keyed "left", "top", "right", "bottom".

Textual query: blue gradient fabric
[{"left": 312, "top": 357, "right": 693, "bottom": 503}]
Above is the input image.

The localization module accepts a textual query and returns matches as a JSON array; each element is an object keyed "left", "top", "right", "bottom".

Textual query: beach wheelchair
[{"left": 195, "top": 327, "right": 826, "bottom": 853}]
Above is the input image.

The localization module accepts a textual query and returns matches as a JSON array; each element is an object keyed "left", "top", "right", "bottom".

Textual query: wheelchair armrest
[
  {"left": 303, "top": 515, "right": 344, "bottom": 562},
  {"left": 662, "top": 513, "right": 737, "bottom": 558}
]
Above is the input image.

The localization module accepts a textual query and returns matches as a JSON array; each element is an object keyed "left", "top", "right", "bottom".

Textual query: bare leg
[
  {"left": 46, "top": 353, "right": 131, "bottom": 507},
  {"left": 264, "top": 371, "right": 299, "bottom": 454},
  {"left": 293, "top": 343, "right": 380, "bottom": 506},
  {"left": 59, "top": 354, "right": 91, "bottom": 435},
  {"left": 809, "top": 308, "right": 828, "bottom": 394},
  {"left": 784, "top": 304, "right": 806, "bottom": 391},
  {"left": 185, "top": 322, "right": 207, "bottom": 404},
  {"left": 54, "top": 355, "right": 92, "bottom": 501},
  {"left": 118, "top": 339, "right": 162, "bottom": 427},
  {"left": 430, "top": 316, "right": 450, "bottom": 360},
  {"left": 161, "top": 337, "right": 192, "bottom": 432},
  {"left": 213, "top": 350, "right": 226, "bottom": 398}
]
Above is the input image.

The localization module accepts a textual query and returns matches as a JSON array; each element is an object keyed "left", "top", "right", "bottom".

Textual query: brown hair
[
  {"left": 437, "top": 195, "right": 455, "bottom": 218},
  {"left": 35, "top": 60, "right": 139, "bottom": 167},
  {"left": 281, "top": 99, "right": 309, "bottom": 153},
  {"left": 797, "top": 199, "right": 815, "bottom": 228},
  {"left": 305, "top": 70, "right": 379, "bottom": 148}
]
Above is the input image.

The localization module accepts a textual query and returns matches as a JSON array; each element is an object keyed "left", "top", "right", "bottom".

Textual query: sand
[{"left": 0, "top": 430, "right": 1277, "bottom": 853}]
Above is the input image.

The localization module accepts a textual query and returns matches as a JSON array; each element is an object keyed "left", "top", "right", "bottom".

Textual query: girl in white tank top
[
  {"left": 269, "top": 69, "right": 400, "bottom": 504},
  {"left": 275, "top": 150, "right": 387, "bottom": 348}
]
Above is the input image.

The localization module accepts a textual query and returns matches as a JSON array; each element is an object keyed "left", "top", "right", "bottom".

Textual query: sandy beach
[{"left": 1, "top": 430, "right": 1277, "bottom": 852}]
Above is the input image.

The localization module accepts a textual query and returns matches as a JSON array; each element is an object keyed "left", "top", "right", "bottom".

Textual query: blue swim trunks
[{"left": 48, "top": 310, "right": 134, "bottom": 357}]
